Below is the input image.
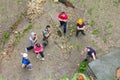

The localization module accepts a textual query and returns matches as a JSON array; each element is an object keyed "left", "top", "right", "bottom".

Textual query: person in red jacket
[
  {"left": 34, "top": 43, "right": 44, "bottom": 60},
  {"left": 58, "top": 12, "right": 68, "bottom": 35}
]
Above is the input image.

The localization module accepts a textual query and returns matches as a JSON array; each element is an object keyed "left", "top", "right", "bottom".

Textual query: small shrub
[
  {"left": 79, "top": 61, "right": 88, "bottom": 73},
  {"left": 4, "top": 32, "right": 10, "bottom": 39},
  {"left": 92, "top": 29, "right": 100, "bottom": 35},
  {"left": 60, "top": 76, "right": 69, "bottom": 80}
]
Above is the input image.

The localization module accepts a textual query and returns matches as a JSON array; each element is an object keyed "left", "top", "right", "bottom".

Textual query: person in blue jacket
[{"left": 21, "top": 53, "right": 32, "bottom": 70}]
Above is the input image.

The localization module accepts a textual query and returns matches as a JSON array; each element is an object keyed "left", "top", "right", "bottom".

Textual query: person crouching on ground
[
  {"left": 76, "top": 18, "right": 86, "bottom": 37},
  {"left": 58, "top": 12, "right": 68, "bottom": 35},
  {"left": 42, "top": 25, "right": 51, "bottom": 47},
  {"left": 34, "top": 43, "right": 44, "bottom": 61},
  {"left": 21, "top": 53, "right": 32, "bottom": 70},
  {"left": 82, "top": 47, "right": 97, "bottom": 61},
  {"left": 25, "top": 32, "right": 38, "bottom": 53}
]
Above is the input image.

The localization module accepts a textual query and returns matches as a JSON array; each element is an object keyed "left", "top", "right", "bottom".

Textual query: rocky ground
[{"left": 0, "top": 0, "right": 120, "bottom": 80}]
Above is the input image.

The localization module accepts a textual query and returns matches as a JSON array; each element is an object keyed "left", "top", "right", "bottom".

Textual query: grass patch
[
  {"left": 3, "top": 32, "right": 10, "bottom": 44},
  {"left": 22, "top": 24, "right": 32, "bottom": 36},
  {"left": 92, "top": 29, "right": 100, "bottom": 35},
  {"left": 90, "top": 20, "right": 95, "bottom": 27},
  {"left": 87, "top": 8, "right": 94, "bottom": 15}
]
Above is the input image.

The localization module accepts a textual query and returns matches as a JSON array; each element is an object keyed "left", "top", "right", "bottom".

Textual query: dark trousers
[
  {"left": 27, "top": 46, "right": 33, "bottom": 50},
  {"left": 76, "top": 30, "right": 85, "bottom": 36},
  {"left": 59, "top": 21, "right": 67, "bottom": 34},
  {"left": 43, "top": 37, "right": 48, "bottom": 47},
  {"left": 39, "top": 52, "right": 44, "bottom": 58}
]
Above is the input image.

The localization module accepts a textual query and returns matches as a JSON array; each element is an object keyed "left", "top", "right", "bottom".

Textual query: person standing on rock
[
  {"left": 82, "top": 47, "right": 97, "bottom": 61},
  {"left": 76, "top": 18, "right": 86, "bottom": 37},
  {"left": 42, "top": 25, "right": 51, "bottom": 47},
  {"left": 34, "top": 43, "right": 45, "bottom": 60},
  {"left": 21, "top": 53, "right": 32, "bottom": 70},
  {"left": 25, "top": 32, "right": 38, "bottom": 53},
  {"left": 58, "top": 12, "right": 68, "bottom": 36}
]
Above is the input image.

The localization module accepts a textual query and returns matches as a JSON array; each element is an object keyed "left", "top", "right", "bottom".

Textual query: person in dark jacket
[
  {"left": 42, "top": 25, "right": 51, "bottom": 47},
  {"left": 76, "top": 18, "right": 86, "bottom": 37},
  {"left": 82, "top": 47, "right": 97, "bottom": 61}
]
